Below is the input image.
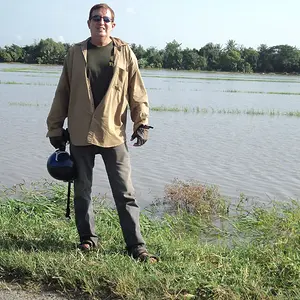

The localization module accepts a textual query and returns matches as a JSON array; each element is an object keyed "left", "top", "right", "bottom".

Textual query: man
[{"left": 46, "top": 3, "right": 157, "bottom": 262}]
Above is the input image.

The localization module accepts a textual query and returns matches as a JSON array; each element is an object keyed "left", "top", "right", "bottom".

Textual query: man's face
[{"left": 88, "top": 8, "right": 115, "bottom": 39}]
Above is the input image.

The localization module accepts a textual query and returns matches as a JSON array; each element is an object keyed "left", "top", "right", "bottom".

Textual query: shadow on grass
[
  {"left": 0, "top": 234, "right": 75, "bottom": 252},
  {"left": 0, "top": 233, "right": 128, "bottom": 257}
]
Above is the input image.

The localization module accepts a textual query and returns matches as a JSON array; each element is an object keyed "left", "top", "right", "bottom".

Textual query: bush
[{"left": 162, "top": 178, "right": 229, "bottom": 218}]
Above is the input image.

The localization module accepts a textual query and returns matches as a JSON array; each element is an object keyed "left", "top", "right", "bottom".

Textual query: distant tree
[
  {"left": 182, "top": 48, "right": 207, "bottom": 70},
  {"left": 226, "top": 39, "right": 238, "bottom": 52},
  {"left": 130, "top": 43, "right": 146, "bottom": 60},
  {"left": 268, "top": 45, "right": 300, "bottom": 73},
  {"left": 163, "top": 40, "right": 183, "bottom": 69},
  {"left": 23, "top": 44, "right": 39, "bottom": 64},
  {"left": 63, "top": 43, "right": 72, "bottom": 53},
  {"left": 199, "top": 43, "right": 222, "bottom": 70},
  {"left": 35, "top": 38, "right": 66, "bottom": 64},
  {"left": 0, "top": 38, "right": 299, "bottom": 74},
  {"left": 240, "top": 47, "right": 259, "bottom": 72},
  {"left": 257, "top": 44, "right": 273, "bottom": 72},
  {"left": 4, "top": 44, "right": 24, "bottom": 62},
  {"left": 219, "top": 49, "right": 243, "bottom": 72},
  {"left": 145, "top": 47, "right": 163, "bottom": 68},
  {"left": 0, "top": 48, "right": 12, "bottom": 62},
  {"left": 137, "top": 57, "right": 148, "bottom": 69}
]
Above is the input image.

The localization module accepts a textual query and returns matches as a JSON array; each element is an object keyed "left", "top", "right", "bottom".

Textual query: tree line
[{"left": 1, "top": 38, "right": 300, "bottom": 74}]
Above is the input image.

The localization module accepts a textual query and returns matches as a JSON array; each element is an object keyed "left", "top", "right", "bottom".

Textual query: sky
[{"left": 0, "top": 0, "right": 299, "bottom": 50}]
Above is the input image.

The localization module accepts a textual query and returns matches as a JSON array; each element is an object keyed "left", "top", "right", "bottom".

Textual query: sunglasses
[{"left": 90, "top": 15, "right": 112, "bottom": 23}]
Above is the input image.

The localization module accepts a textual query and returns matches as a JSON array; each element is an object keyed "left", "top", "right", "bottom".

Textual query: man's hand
[
  {"left": 49, "top": 136, "right": 66, "bottom": 150},
  {"left": 130, "top": 125, "right": 153, "bottom": 147},
  {"left": 49, "top": 129, "right": 70, "bottom": 150}
]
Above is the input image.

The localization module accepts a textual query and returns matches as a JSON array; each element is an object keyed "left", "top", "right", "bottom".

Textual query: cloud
[
  {"left": 57, "top": 36, "right": 65, "bottom": 43},
  {"left": 16, "top": 35, "right": 22, "bottom": 41},
  {"left": 126, "top": 7, "right": 136, "bottom": 15}
]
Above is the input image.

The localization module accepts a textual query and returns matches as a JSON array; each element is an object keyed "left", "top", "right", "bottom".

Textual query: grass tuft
[{"left": 160, "top": 178, "right": 229, "bottom": 218}]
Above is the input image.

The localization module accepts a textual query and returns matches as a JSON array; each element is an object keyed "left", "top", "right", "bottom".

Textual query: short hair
[{"left": 88, "top": 3, "right": 115, "bottom": 21}]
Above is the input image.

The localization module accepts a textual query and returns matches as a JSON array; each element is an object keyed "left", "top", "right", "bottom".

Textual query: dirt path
[{"left": 0, "top": 282, "right": 70, "bottom": 300}]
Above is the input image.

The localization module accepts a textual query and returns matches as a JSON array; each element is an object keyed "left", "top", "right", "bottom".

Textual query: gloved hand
[
  {"left": 49, "top": 136, "right": 66, "bottom": 150},
  {"left": 49, "top": 129, "right": 70, "bottom": 150},
  {"left": 130, "top": 124, "right": 153, "bottom": 147}
]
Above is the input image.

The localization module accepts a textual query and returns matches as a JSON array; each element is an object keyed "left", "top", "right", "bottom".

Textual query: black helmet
[{"left": 47, "top": 150, "right": 76, "bottom": 182}]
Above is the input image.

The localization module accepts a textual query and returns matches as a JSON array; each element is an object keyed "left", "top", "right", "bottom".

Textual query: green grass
[
  {"left": 2, "top": 66, "right": 300, "bottom": 83},
  {"left": 151, "top": 106, "right": 300, "bottom": 117},
  {"left": 0, "top": 80, "right": 56, "bottom": 86},
  {"left": 151, "top": 106, "right": 183, "bottom": 112},
  {"left": 23, "top": 74, "right": 60, "bottom": 78},
  {"left": 0, "top": 180, "right": 300, "bottom": 299},
  {"left": 142, "top": 74, "right": 300, "bottom": 84},
  {"left": 8, "top": 102, "right": 48, "bottom": 107},
  {"left": 1, "top": 67, "right": 59, "bottom": 74},
  {"left": 224, "top": 90, "right": 300, "bottom": 96},
  {"left": 7, "top": 101, "right": 300, "bottom": 118},
  {"left": 6, "top": 101, "right": 300, "bottom": 118}
]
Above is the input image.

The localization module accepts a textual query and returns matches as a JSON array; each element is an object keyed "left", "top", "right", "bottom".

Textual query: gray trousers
[{"left": 70, "top": 142, "right": 145, "bottom": 249}]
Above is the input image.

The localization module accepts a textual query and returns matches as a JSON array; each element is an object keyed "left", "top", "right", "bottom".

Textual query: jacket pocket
[{"left": 117, "top": 66, "right": 128, "bottom": 87}]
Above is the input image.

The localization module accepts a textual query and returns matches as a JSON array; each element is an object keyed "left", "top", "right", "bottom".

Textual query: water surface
[{"left": 1, "top": 63, "right": 300, "bottom": 208}]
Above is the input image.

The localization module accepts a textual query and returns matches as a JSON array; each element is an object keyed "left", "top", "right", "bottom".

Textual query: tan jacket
[{"left": 46, "top": 37, "right": 149, "bottom": 147}]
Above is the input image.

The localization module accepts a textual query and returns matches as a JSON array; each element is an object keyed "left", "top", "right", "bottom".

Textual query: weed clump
[{"left": 162, "top": 178, "right": 229, "bottom": 218}]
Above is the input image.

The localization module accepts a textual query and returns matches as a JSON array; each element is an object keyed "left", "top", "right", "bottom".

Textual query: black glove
[
  {"left": 49, "top": 136, "right": 66, "bottom": 150},
  {"left": 49, "top": 129, "right": 70, "bottom": 150},
  {"left": 130, "top": 125, "right": 153, "bottom": 147}
]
